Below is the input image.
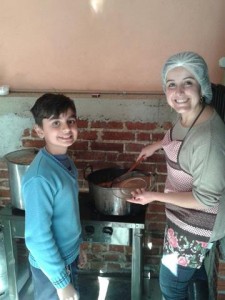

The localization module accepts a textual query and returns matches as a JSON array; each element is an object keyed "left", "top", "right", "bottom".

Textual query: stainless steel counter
[{"left": 0, "top": 202, "right": 144, "bottom": 300}]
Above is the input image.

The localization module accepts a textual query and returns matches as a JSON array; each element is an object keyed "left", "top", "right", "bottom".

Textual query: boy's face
[{"left": 35, "top": 108, "right": 78, "bottom": 155}]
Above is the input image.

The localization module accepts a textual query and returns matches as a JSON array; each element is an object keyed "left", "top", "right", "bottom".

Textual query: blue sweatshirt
[{"left": 22, "top": 148, "right": 82, "bottom": 289}]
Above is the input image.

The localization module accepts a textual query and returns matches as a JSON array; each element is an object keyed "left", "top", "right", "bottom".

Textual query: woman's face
[{"left": 165, "top": 66, "right": 201, "bottom": 114}]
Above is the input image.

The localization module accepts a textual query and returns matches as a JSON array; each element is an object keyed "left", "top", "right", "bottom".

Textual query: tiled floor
[{"left": 2, "top": 273, "right": 162, "bottom": 300}]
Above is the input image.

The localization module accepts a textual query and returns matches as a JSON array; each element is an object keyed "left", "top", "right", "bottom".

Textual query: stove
[
  {"left": 0, "top": 193, "right": 145, "bottom": 300},
  {"left": 79, "top": 192, "right": 145, "bottom": 245},
  {"left": 76, "top": 193, "right": 145, "bottom": 300}
]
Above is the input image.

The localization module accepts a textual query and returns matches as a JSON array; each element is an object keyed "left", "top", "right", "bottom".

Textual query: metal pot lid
[
  {"left": 112, "top": 176, "right": 150, "bottom": 197},
  {"left": 4, "top": 148, "right": 39, "bottom": 165},
  {"left": 112, "top": 176, "right": 149, "bottom": 189}
]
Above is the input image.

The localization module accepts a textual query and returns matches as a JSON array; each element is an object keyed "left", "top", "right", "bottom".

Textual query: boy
[{"left": 22, "top": 93, "right": 86, "bottom": 300}]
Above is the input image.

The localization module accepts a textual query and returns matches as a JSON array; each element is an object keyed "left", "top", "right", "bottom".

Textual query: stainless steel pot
[
  {"left": 84, "top": 166, "right": 155, "bottom": 216},
  {"left": 4, "top": 148, "right": 38, "bottom": 210}
]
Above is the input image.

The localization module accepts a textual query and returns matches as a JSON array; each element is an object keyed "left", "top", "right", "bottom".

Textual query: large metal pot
[
  {"left": 4, "top": 148, "right": 38, "bottom": 210},
  {"left": 84, "top": 166, "right": 155, "bottom": 216}
]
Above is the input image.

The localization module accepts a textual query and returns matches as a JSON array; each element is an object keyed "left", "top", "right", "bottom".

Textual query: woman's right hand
[
  {"left": 137, "top": 141, "right": 162, "bottom": 161},
  {"left": 57, "top": 283, "right": 79, "bottom": 300}
]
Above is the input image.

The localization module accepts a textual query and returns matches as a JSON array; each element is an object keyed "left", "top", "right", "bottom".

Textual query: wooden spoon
[{"left": 127, "top": 155, "right": 145, "bottom": 173}]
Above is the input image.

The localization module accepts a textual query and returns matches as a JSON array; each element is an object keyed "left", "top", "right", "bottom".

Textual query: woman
[{"left": 127, "top": 51, "right": 225, "bottom": 299}]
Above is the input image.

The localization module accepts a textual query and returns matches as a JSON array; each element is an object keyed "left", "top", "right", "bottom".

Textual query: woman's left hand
[{"left": 126, "top": 189, "right": 156, "bottom": 205}]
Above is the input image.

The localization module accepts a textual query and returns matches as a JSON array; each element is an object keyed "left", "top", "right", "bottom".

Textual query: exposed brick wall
[
  {"left": 1, "top": 117, "right": 223, "bottom": 298},
  {"left": 19, "top": 119, "right": 168, "bottom": 192},
  {"left": 0, "top": 118, "right": 167, "bottom": 275},
  {"left": 0, "top": 159, "right": 10, "bottom": 206},
  {"left": 80, "top": 243, "right": 133, "bottom": 273}
]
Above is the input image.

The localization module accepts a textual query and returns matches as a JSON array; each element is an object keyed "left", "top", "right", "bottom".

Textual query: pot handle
[{"left": 83, "top": 164, "right": 93, "bottom": 180}]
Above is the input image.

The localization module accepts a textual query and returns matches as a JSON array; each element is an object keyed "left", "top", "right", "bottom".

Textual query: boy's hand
[{"left": 57, "top": 283, "right": 79, "bottom": 300}]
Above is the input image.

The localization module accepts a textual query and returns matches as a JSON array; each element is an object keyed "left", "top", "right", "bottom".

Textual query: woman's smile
[
  {"left": 174, "top": 98, "right": 189, "bottom": 104},
  {"left": 165, "top": 67, "right": 202, "bottom": 116}
]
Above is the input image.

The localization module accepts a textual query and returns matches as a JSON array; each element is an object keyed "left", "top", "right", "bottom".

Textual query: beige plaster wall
[{"left": 0, "top": 0, "right": 225, "bottom": 93}]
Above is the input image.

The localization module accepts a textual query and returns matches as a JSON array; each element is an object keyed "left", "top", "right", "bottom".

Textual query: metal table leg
[
  {"left": 1, "top": 219, "right": 19, "bottom": 300},
  {"left": 131, "top": 227, "right": 143, "bottom": 300}
]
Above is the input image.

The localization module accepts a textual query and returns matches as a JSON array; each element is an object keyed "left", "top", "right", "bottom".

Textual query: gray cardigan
[{"left": 176, "top": 110, "right": 225, "bottom": 242}]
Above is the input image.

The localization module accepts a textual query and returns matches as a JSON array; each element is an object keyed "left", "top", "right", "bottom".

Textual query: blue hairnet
[{"left": 161, "top": 51, "right": 212, "bottom": 103}]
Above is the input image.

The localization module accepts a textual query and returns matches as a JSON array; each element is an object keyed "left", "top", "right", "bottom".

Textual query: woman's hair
[
  {"left": 161, "top": 51, "right": 212, "bottom": 103},
  {"left": 31, "top": 93, "right": 76, "bottom": 126}
]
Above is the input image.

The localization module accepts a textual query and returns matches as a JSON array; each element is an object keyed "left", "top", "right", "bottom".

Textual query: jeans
[
  {"left": 159, "top": 262, "right": 208, "bottom": 300},
  {"left": 30, "top": 258, "right": 79, "bottom": 300}
]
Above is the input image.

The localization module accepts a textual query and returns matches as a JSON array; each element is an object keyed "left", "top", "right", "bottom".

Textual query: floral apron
[{"left": 161, "top": 116, "right": 218, "bottom": 269}]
